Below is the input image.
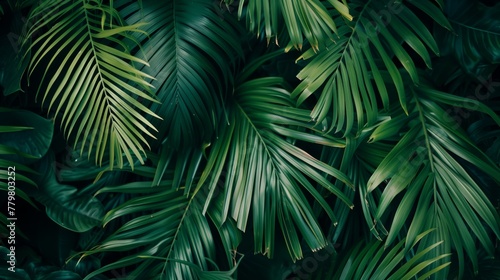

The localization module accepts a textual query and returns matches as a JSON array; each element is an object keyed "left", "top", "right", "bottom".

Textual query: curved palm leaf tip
[
  {"left": 118, "top": 0, "right": 244, "bottom": 151},
  {"left": 21, "top": 0, "right": 160, "bottom": 169},
  {"left": 260, "top": 0, "right": 499, "bottom": 277}
]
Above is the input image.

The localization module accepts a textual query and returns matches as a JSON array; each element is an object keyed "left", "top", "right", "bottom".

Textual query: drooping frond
[
  {"left": 236, "top": 0, "right": 352, "bottom": 49},
  {"left": 365, "top": 80, "right": 500, "bottom": 278},
  {"left": 197, "top": 72, "right": 353, "bottom": 262}
]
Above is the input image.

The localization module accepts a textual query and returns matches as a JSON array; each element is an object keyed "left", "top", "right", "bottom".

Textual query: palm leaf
[
  {"left": 137, "top": 257, "right": 241, "bottom": 280},
  {"left": 0, "top": 108, "right": 51, "bottom": 239},
  {"left": 196, "top": 62, "right": 353, "bottom": 261},
  {"left": 365, "top": 79, "right": 500, "bottom": 278},
  {"left": 318, "top": 130, "right": 386, "bottom": 246},
  {"left": 430, "top": 0, "right": 500, "bottom": 101},
  {"left": 291, "top": 0, "right": 452, "bottom": 136},
  {"left": 21, "top": 0, "right": 160, "bottom": 168},
  {"left": 304, "top": 229, "right": 449, "bottom": 280},
  {"left": 435, "top": 0, "right": 500, "bottom": 77},
  {"left": 468, "top": 118, "right": 500, "bottom": 166},
  {"left": 236, "top": 0, "right": 352, "bottom": 50},
  {"left": 117, "top": 0, "right": 244, "bottom": 151},
  {"left": 81, "top": 174, "right": 241, "bottom": 280}
]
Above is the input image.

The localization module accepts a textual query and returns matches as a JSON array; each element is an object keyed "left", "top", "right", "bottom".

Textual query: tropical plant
[{"left": 1, "top": 0, "right": 500, "bottom": 279}]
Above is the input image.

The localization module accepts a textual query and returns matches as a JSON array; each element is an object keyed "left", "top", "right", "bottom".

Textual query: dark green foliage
[{"left": 1, "top": 0, "right": 499, "bottom": 279}]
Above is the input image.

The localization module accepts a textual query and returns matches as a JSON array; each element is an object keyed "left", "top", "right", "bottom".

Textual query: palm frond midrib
[
  {"left": 234, "top": 101, "right": 279, "bottom": 174},
  {"left": 23, "top": 0, "right": 159, "bottom": 168},
  {"left": 81, "top": 5, "right": 115, "bottom": 145}
]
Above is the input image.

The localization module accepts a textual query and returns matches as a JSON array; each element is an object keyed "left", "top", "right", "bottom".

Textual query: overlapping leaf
[
  {"left": 81, "top": 176, "right": 241, "bottom": 280},
  {"left": 365, "top": 82, "right": 500, "bottom": 278},
  {"left": 117, "top": 0, "right": 244, "bottom": 151},
  {"left": 21, "top": 0, "right": 160, "bottom": 168},
  {"left": 0, "top": 108, "right": 53, "bottom": 164},
  {"left": 197, "top": 74, "right": 353, "bottom": 262},
  {"left": 32, "top": 153, "right": 105, "bottom": 232},
  {"left": 236, "top": 0, "right": 352, "bottom": 49},
  {"left": 292, "top": 0, "right": 452, "bottom": 136},
  {"left": 318, "top": 131, "right": 383, "bottom": 247},
  {"left": 436, "top": 0, "right": 500, "bottom": 77},
  {"left": 0, "top": 108, "right": 46, "bottom": 239},
  {"left": 307, "top": 229, "right": 449, "bottom": 280}
]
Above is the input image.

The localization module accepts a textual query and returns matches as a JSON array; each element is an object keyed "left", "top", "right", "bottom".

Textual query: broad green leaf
[
  {"left": 33, "top": 154, "right": 105, "bottom": 232},
  {"left": 0, "top": 246, "right": 30, "bottom": 279},
  {"left": 0, "top": 109, "right": 53, "bottom": 164}
]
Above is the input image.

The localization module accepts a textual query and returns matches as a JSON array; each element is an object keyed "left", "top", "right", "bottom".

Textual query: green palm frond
[
  {"left": 448, "top": 249, "right": 500, "bottom": 279},
  {"left": 291, "top": 0, "right": 452, "bottom": 136},
  {"left": 115, "top": 0, "right": 246, "bottom": 191},
  {"left": 197, "top": 69, "right": 353, "bottom": 261},
  {"left": 236, "top": 0, "right": 352, "bottom": 49},
  {"left": 152, "top": 144, "right": 205, "bottom": 193},
  {"left": 318, "top": 131, "right": 382, "bottom": 247},
  {"left": 436, "top": 0, "right": 500, "bottom": 77},
  {"left": 81, "top": 173, "right": 241, "bottom": 280},
  {"left": 306, "top": 229, "right": 449, "bottom": 280},
  {"left": 117, "top": 0, "right": 244, "bottom": 151},
  {"left": 137, "top": 257, "right": 241, "bottom": 280},
  {"left": 365, "top": 80, "right": 500, "bottom": 278},
  {"left": 21, "top": 0, "right": 160, "bottom": 168}
]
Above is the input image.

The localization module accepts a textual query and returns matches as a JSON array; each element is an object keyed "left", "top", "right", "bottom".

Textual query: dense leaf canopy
[{"left": 0, "top": 0, "right": 499, "bottom": 279}]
